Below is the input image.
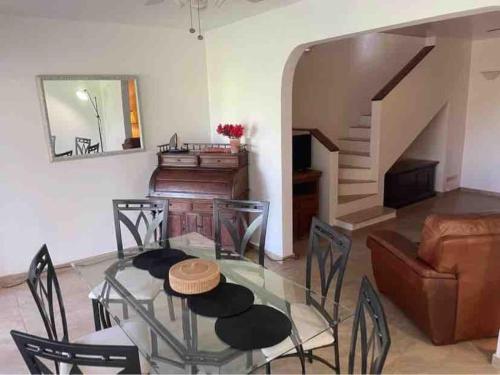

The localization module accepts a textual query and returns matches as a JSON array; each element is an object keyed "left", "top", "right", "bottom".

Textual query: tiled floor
[{"left": 1, "top": 190, "right": 499, "bottom": 373}]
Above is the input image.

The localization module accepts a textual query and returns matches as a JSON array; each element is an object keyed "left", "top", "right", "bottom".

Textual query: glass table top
[{"left": 73, "top": 232, "right": 353, "bottom": 374}]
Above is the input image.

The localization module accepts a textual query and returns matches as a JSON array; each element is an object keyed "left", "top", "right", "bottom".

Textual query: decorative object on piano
[
  {"left": 216, "top": 124, "right": 244, "bottom": 154},
  {"left": 158, "top": 133, "right": 189, "bottom": 154},
  {"left": 169, "top": 258, "right": 221, "bottom": 295}
]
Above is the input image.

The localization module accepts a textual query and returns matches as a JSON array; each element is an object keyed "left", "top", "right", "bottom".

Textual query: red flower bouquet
[{"left": 216, "top": 124, "right": 244, "bottom": 139}]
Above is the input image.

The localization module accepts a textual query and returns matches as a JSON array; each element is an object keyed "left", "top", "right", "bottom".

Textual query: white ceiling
[
  {"left": 0, "top": 0, "right": 301, "bottom": 30},
  {"left": 386, "top": 11, "right": 500, "bottom": 40}
]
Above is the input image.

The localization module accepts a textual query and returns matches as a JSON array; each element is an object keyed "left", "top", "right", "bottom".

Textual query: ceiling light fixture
[{"left": 145, "top": 0, "right": 264, "bottom": 40}]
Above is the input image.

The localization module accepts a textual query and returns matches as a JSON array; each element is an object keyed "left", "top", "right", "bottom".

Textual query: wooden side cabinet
[
  {"left": 384, "top": 158, "right": 439, "bottom": 209},
  {"left": 293, "top": 169, "right": 322, "bottom": 243}
]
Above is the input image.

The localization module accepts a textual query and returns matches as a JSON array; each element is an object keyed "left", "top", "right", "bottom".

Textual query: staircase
[{"left": 333, "top": 114, "right": 396, "bottom": 230}]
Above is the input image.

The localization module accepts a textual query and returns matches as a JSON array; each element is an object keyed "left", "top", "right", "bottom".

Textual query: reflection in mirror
[{"left": 38, "top": 76, "right": 143, "bottom": 161}]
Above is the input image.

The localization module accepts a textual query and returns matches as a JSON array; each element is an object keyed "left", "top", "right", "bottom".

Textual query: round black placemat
[
  {"left": 132, "top": 248, "right": 186, "bottom": 270},
  {"left": 148, "top": 255, "right": 197, "bottom": 279},
  {"left": 215, "top": 305, "right": 292, "bottom": 350},
  {"left": 187, "top": 283, "right": 254, "bottom": 317},
  {"left": 164, "top": 274, "right": 227, "bottom": 298}
]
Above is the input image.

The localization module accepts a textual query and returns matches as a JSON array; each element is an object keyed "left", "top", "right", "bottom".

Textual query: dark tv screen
[{"left": 293, "top": 134, "right": 311, "bottom": 171}]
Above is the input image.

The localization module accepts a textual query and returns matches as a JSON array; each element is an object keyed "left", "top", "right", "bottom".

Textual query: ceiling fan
[{"left": 145, "top": 0, "right": 264, "bottom": 40}]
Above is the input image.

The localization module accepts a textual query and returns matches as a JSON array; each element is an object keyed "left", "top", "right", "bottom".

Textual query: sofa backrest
[
  {"left": 418, "top": 213, "right": 500, "bottom": 341},
  {"left": 418, "top": 213, "right": 500, "bottom": 269}
]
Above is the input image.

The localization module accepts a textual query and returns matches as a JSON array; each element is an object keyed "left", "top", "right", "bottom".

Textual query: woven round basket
[{"left": 169, "top": 259, "right": 220, "bottom": 295}]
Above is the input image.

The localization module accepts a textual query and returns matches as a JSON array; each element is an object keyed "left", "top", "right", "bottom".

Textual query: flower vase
[{"left": 229, "top": 138, "right": 240, "bottom": 154}]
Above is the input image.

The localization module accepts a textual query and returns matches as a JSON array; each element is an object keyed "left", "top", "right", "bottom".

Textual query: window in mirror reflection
[{"left": 41, "top": 78, "right": 142, "bottom": 159}]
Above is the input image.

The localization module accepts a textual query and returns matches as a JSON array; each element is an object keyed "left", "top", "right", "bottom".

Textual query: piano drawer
[
  {"left": 199, "top": 154, "right": 239, "bottom": 168},
  {"left": 160, "top": 154, "right": 199, "bottom": 167}
]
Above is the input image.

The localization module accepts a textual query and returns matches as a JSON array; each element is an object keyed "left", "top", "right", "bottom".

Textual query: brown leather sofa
[{"left": 367, "top": 213, "right": 500, "bottom": 345}]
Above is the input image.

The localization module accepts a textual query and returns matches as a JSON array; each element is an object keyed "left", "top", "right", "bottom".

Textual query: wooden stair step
[
  {"left": 339, "top": 179, "right": 376, "bottom": 184},
  {"left": 339, "top": 164, "right": 371, "bottom": 170},
  {"left": 336, "top": 206, "right": 395, "bottom": 225},
  {"left": 338, "top": 194, "right": 377, "bottom": 204},
  {"left": 339, "top": 137, "right": 370, "bottom": 142},
  {"left": 339, "top": 150, "right": 370, "bottom": 157}
]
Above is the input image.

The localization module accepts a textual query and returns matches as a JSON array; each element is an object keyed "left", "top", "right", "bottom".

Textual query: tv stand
[{"left": 293, "top": 169, "right": 322, "bottom": 250}]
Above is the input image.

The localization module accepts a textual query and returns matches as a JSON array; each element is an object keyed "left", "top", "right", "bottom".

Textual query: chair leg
[
  {"left": 147, "top": 300, "right": 159, "bottom": 357},
  {"left": 91, "top": 299, "right": 102, "bottom": 331},
  {"left": 307, "top": 350, "right": 313, "bottom": 363},
  {"left": 333, "top": 327, "right": 340, "bottom": 374},
  {"left": 167, "top": 294, "right": 176, "bottom": 321},
  {"left": 265, "top": 362, "right": 271, "bottom": 374}
]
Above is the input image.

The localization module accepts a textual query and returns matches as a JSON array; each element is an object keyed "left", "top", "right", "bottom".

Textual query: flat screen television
[{"left": 293, "top": 133, "right": 311, "bottom": 171}]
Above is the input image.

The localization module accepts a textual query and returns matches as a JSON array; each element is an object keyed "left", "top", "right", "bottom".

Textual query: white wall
[
  {"left": 462, "top": 37, "right": 500, "bottom": 193},
  {"left": 293, "top": 33, "right": 424, "bottom": 142},
  {"left": 370, "top": 35, "right": 471, "bottom": 205},
  {"left": 206, "top": 0, "right": 500, "bottom": 259},
  {"left": 0, "top": 15, "right": 210, "bottom": 276},
  {"left": 401, "top": 104, "right": 449, "bottom": 192}
]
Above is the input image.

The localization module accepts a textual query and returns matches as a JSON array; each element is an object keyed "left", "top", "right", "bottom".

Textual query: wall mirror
[{"left": 37, "top": 75, "right": 144, "bottom": 161}]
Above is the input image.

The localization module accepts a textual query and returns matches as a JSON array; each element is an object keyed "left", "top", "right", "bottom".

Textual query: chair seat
[
  {"left": 88, "top": 267, "right": 162, "bottom": 301},
  {"left": 60, "top": 321, "right": 151, "bottom": 374},
  {"left": 262, "top": 303, "right": 334, "bottom": 360}
]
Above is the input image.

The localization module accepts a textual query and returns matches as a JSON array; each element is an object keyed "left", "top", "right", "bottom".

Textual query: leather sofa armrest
[{"left": 367, "top": 230, "right": 455, "bottom": 280}]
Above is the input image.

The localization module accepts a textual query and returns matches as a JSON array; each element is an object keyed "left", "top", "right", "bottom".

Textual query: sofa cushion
[{"left": 418, "top": 212, "right": 500, "bottom": 269}]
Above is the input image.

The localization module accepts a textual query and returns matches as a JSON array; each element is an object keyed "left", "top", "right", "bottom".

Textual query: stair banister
[{"left": 292, "top": 128, "right": 339, "bottom": 224}]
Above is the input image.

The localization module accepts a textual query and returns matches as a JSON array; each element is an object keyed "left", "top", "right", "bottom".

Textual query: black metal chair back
[
  {"left": 11, "top": 330, "right": 141, "bottom": 374},
  {"left": 54, "top": 150, "right": 73, "bottom": 158},
  {"left": 87, "top": 143, "right": 100, "bottom": 154},
  {"left": 348, "top": 276, "right": 391, "bottom": 374},
  {"left": 26, "top": 245, "right": 68, "bottom": 343},
  {"left": 113, "top": 199, "right": 169, "bottom": 258},
  {"left": 75, "top": 137, "right": 91, "bottom": 155},
  {"left": 213, "top": 199, "right": 270, "bottom": 266},
  {"left": 306, "top": 217, "right": 351, "bottom": 321}
]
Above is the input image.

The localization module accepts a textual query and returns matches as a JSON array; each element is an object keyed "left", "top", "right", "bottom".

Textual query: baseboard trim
[
  {"left": 459, "top": 187, "right": 500, "bottom": 199},
  {"left": 0, "top": 251, "right": 115, "bottom": 289},
  {"left": 493, "top": 354, "right": 500, "bottom": 369}
]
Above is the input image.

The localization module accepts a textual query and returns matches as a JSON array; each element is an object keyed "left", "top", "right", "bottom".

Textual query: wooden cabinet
[
  {"left": 384, "top": 159, "right": 438, "bottom": 209},
  {"left": 293, "top": 169, "right": 322, "bottom": 248},
  {"left": 149, "top": 150, "right": 248, "bottom": 244}
]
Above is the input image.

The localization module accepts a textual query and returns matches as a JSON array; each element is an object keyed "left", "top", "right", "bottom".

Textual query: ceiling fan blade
[{"left": 145, "top": 0, "right": 165, "bottom": 6}]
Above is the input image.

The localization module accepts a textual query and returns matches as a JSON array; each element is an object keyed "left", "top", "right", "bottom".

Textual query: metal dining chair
[
  {"left": 75, "top": 137, "right": 91, "bottom": 155},
  {"left": 348, "top": 276, "right": 391, "bottom": 374},
  {"left": 213, "top": 198, "right": 270, "bottom": 266},
  {"left": 11, "top": 330, "right": 141, "bottom": 374},
  {"left": 263, "top": 216, "right": 352, "bottom": 374},
  {"left": 89, "top": 199, "right": 172, "bottom": 331},
  {"left": 26, "top": 245, "right": 149, "bottom": 374},
  {"left": 87, "top": 143, "right": 100, "bottom": 154}
]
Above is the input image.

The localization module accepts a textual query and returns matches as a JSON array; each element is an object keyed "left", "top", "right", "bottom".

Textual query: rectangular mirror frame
[{"left": 37, "top": 74, "right": 145, "bottom": 162}]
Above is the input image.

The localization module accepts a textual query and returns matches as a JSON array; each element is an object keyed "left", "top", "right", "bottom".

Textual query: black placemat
[
  {"left": 148, "top": 255, "right": 197, "bottom": 279},
  {"left": 215, "top": 305, "right": 292, "bottom": 350},
  {"left": 187, "top": 283, "right": 254, "bottom": 317},
  {"left": 132, "top": 248, "right": 186, "bottom": 270},
  {"left": 164, "top": 274, "right": 227, "bottom": 298}
]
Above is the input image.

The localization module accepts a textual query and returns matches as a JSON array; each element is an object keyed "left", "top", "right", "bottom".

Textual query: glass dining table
[{"left": 73, "top": 232, "right": 353, "bottom": 374}]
